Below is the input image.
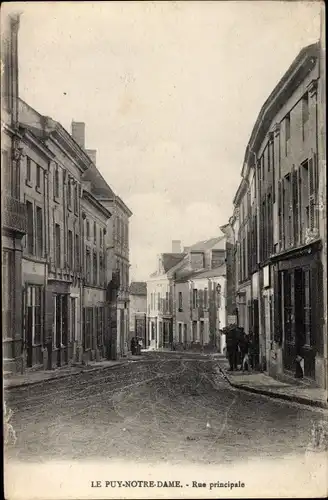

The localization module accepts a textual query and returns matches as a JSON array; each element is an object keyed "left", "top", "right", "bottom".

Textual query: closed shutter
[
  {"left": 308, "top": 156, "right": 315, "bottom": 231},
  {"left": 22, "top": 287, "right": 27, "bottom": 351},
  {"left": 311, "top": 260, "right": 323, "bottom": 353},
  {"left": 292, "top": 167, "right": 299, "bottom": 246},
  {"left": 83, "top": 308, "right": 86, "bottom": 350}
]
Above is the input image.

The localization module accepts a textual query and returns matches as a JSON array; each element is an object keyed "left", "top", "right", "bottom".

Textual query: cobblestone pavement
[{"left": 4, "top": 354, "right": 328, "bottom": 465}]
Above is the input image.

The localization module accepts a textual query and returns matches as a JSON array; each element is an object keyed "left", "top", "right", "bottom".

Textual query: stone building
[
  {"left": 226, "top": 41, "right": 327, "bottom": 388},
  {"left": 146, "top": 237, "right": 227, "bottom": 352},
  {"left": 1, "top": 14, "right": 27, "bottom": 374},
  {"left": 81, "top": 183, "right": 111, "bottom": 363},
  {"left": 70, "top": 122, "right": 132, "bottom": 360},
  {"left": 129, "top": 282, "right": 147, "bottom": 345}
]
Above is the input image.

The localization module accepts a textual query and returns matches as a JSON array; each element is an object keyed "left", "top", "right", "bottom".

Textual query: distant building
[
  {"left": 147, "top": 237, "right": 227, "bottom": 352},
  {"left": 129, "top": 282, "right": 147, "bottom": 345}
]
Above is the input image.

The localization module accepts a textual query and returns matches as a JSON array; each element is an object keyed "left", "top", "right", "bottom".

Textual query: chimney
[
  {"left": 86, "top": 149, "right": 97, "bottom": 165},
  {"left": 172, "top": 240, "right": 181, "bottom": 253},
  {"left": 71, "top": 121, "right": 85, "bottom": 149}
]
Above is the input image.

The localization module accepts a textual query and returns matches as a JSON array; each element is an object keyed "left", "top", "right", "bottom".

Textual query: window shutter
[
  {"left": 292, "top": 167, "right": 298, "bottom": 246},
  {"left": 311, "top": 260, "right": 323, "bottom": 353}
]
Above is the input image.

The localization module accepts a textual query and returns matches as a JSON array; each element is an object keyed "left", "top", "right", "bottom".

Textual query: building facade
[
  {"left": 70, "top": 121, "right": 133, "bottom": 360},
  {"left": 81, "top": 185, "right": 111, "bottom": 363},
  {"left": 227, "top": 42, "right": 327, "bottom": 388},
  {"left": 129, "top": 282, "right": 147, "bottom": 346},
  {"left": 2, "top": 14, "right": 27, "bottom": 374},
  {"left": 147, "top": 237, "right": 227, "bottom": 352}
]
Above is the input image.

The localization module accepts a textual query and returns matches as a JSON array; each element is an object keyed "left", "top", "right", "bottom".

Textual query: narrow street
[{"left": 5, "top": 354, "right": 326, "bottom": 465}]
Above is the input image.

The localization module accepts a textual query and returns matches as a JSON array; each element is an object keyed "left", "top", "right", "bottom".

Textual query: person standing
[
  {"left": 226, "top": 325, "right": 238, "bottom": 371},
  {"left": 130, "top": 337, "right": 136, "bottom": 356},
  {"left": 240, "top": 332, "right": 251, "bottom": 372}
]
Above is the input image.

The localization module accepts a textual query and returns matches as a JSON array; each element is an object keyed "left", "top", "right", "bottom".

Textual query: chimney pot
[{"left": 71, "top": 121, "right": 85, "bottom": 149}]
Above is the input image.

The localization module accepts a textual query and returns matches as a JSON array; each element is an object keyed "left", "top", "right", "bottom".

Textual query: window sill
[
  {"left": 25, "top": 180, "right": 33, "bottom": 188},
  {"left": 36, "top": 186, "right": 42, "bottom": 194},
  {"left": 54, "top": 196, "right": 60, "bottom": 204}
]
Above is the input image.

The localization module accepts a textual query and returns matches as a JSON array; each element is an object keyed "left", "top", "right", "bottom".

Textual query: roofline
[
  {"left": 99, "top": 194, "right": 133, "bottom": 217},
  {"left": 245, "top": 42, "right": 319, "bottom": 166},
  {"left": 19, "top": 125, "right": 55, "bottom": 161},
  {"left": 82, "top": 189, "right": 112, "bottom": 219},
  {"left": 233, "top": 42, "right": 319, "bottom": 207},
  {"left": 18, "top": 98, "right": 92, "bottom": 174}
]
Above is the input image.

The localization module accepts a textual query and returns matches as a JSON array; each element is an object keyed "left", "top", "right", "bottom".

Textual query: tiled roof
[
  {"left": 162, "top": 253, "right": 185, "bottom": 273},
  {"left": 188, "top": 236, "right": 225, "bottom": 252},
  {"left": 175, "top": 263, "right": 226, "bottom": 282},
  {"left": 129, "top": 282, "right": 147, "bottom": 295}
]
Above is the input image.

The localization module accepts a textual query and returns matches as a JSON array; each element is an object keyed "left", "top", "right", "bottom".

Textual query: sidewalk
[
  {"left": 4, "top": 356, "right": 143, "bottom": 391},
  {"left": 217, "top": 357, "right": 328, "bottom": 410}
]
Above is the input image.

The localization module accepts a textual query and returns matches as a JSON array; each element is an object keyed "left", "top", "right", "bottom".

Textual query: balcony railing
[{"left": 2, "top": 195, "right": 27, "bottom": 235}]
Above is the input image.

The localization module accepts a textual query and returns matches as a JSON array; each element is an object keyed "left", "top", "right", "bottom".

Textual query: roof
[
  {"left": 233, "top": 42, "right": 319, "bottom": 206},
  {"left": 129, "top": 282, "right": 147, "bottom": 296},
  {"left": 175, "top": 263, "right": 226, "bottom": 283},
  {"left": 188, "top": 236, "right": 225, "bottom": 252},
  {"left": 162, "top": 253, "right": 186, "bottom": 273}
]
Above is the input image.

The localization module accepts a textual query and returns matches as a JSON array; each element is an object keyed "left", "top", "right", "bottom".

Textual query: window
[
  {"left": 303, "top": 269, "right": 311, "bottom": 346},
  {"left": 86, "top": 220, "right": 90, "bottom": 240},
  {"left": 68, "top": 230, "right": 73, "bottom": 269},
  {"left": 178, "top": 323, "right": 182, "bottom": 343},
  {"left": 302, "top": 93, "right": 309, "bottom": 125},
  {"left": 94, "top": 222, "right": 97, "bottom": 244},
  {"left": 26, "top": 201, "right": 34, "bottom": 254},
  {"left": 157, "top": 292, "right": 161, "bottom": 310},
  {"left": 285, "top": 114, "right": 290, "bottom": 156},
  {"left": 97, "top": 306, "right": 104, "bottom": 347},
  {"left": 36, "top": 206, "right": 43, "bottom": 257},
  {"left": 55, "top": 224, "right": 61, "bottom": 268},
  {"left": 83, "top": 307, "right": 93, "bottom": 350},
  {"left": 99, "top": 254, "right": 104, "bottom": 286},
  {"left": 204, "top": 288, "right": 208, "bottom": 309},
  {"left": 86, "top": 249, "right": 91, "bottom": 284},
  {"left": 36, "top": 165, "right": 41, "bottom": 190},
  {"left": 26, "top": 285, "right": 43, "bottom": 345},
  {"left": 178, "top": 291, "right": 183, "bottom": 311},
  {"left": 75, "top": 233, "right": 80, "bottom": 271},
  {"left": 54, "top": 164, "right": 59, "bottom": 198},
  {"left": 2, "top": 250, "right": 13, "bottom": 339},
  {"left": 192, "top": 321, "right": 197, "bottom": 342},
  {"left": 26, "top": 157, "right": 31, "bottom": 183},
  {"left": 100, "top": 229, "right": 103, "bottom": 247},
  {"left": 93, "top": 252, "right": 98, "bottom": 285},
  {"left": 74, "top": 183, "right": 78, "bottom": 213},
  {"left": 2, "top": 150, "right": 11, "bottom": 192},
  {"left": 165, "top": 292, "right": 169, "bottom": 313},
  {"left": 192, "top": 288, "right": 198, "bottom": 309},
  {"left": 67, "top": 177, "right": 72, "bottom": 208}
]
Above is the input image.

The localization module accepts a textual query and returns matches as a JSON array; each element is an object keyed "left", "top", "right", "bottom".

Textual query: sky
[{"left": 5, "top": 1, "right": 322, "bottom": 280}]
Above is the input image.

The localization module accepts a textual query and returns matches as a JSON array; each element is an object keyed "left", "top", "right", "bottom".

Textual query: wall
[{"left": 129, "top": 294, "right": 147, "bottom": 331}]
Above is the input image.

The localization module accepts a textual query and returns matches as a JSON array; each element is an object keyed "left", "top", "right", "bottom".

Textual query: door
[
  {"left": 26, "top": 296, "right": 33, "bottom": 368},
  {"left": 200, "top": 321, "right": 204, "bottom": 346},
  {"left": 183, "top": 324, "right": 187, "bottom": 346},
  {"left": 252, "top": 299, "right": 260, "bottom": 369}
]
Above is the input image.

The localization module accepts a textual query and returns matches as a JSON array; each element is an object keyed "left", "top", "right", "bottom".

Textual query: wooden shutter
[
  {"left": 292, "top": 167, "right": 298, "bottom": 246},
  {"left": 311, "top": 260, "right": 323, "bottom": 353},
  {"left": 308, "top": 155, "right": 316, "bottom": 231}
]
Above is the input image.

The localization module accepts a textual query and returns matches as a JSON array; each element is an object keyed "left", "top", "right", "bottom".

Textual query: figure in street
[
  {"left": 226, "top": 324, "right": 239, "bottom": 371},
  {"left": 130, "top": 337, "right": 136, "bottom": 356}
]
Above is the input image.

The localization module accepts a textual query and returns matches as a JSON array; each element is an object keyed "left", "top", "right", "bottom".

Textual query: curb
[
  {"left": 4, "top": 359, "right": 135, "bottom": 391},
  {"left": 216, "top": 363, "right": 328, "bottom": 410}
]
